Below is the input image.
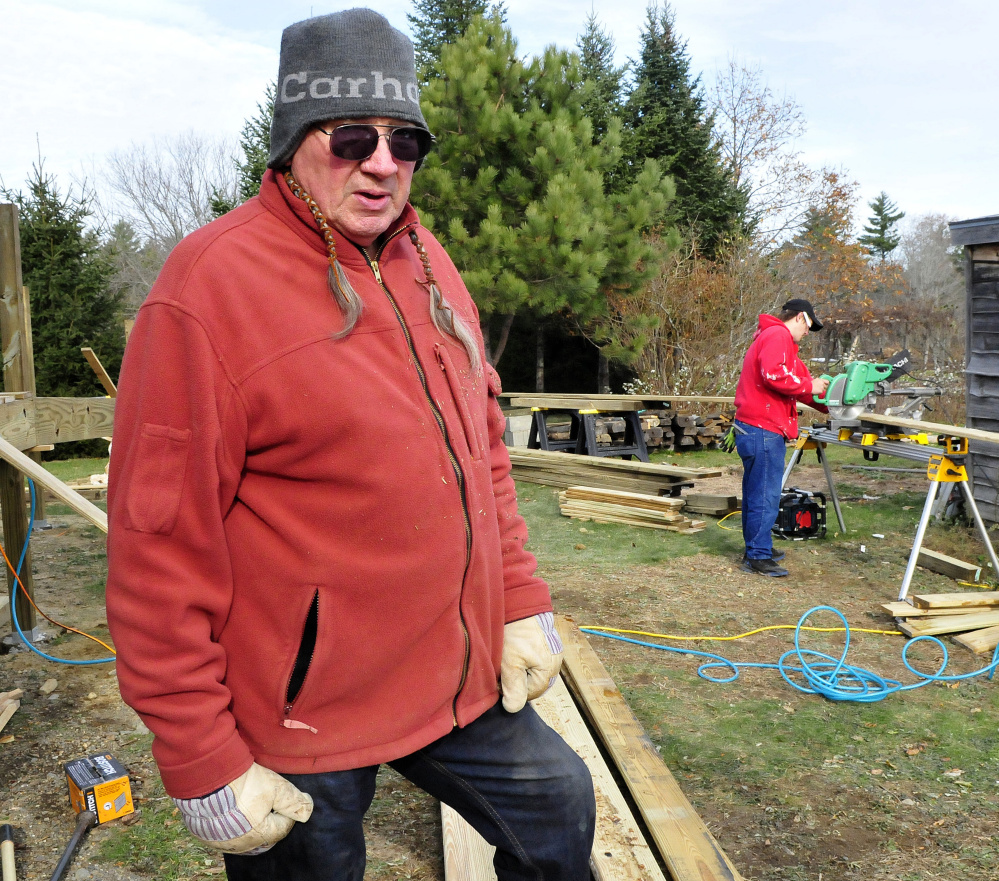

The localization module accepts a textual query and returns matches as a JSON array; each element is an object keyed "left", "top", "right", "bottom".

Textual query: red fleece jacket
[
  {"left": 105, "top": 171, "right": 552, "bottom": 799},
  {"left": 734, "top": 314, "right": 827, "bottom": 439}
]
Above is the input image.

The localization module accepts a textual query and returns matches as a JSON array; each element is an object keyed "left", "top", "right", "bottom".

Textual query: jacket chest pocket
[{"left": 434, "top": 344, "right": 485, "bottom": 461}]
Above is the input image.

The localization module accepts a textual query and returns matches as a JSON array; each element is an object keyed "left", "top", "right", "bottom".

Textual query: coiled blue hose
[{"left": 581, "top": 605, "right": 999, "bottom": 703}]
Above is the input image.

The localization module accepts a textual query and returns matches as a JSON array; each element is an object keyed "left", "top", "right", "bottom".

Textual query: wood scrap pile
[
  {"left": 884, "top": 591, "right": 999, "bottom": 653},
  {"left": 669, "top": 411, "right": 732, "bottom": 451},
  {"left": 0, "top": 689, "right": 22, "bottom": 740},
  {"left": 441, "top": 617, "right": 745, "bottom": 881},
  {"left": 588, "top": 412, "right": 672, "bottom": 450},
  {"left": 559, "top": 486, "right": 707, "bottom": 533},
  {"left": 508, "top": 447, "right": 722, "bottom": 495}
]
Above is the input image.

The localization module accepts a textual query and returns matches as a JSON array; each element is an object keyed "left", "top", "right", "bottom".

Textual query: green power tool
[{"left": 815, "top": 360, "right": 895, "bottom": 422}]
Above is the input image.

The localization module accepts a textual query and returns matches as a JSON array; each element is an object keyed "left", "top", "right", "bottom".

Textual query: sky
[{"left": 1, "top": 0, "right": 997, "bottom": 232}]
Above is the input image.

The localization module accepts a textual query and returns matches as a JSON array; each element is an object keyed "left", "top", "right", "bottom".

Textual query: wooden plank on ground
[
  {"left": 915, "top": 549, "right": 982, "bottom": 582},
  {"left": 0, "top": 435, "right": 107, "bottom": 533},
  {"left": 0, "top": 689, "right": 22, "bottom": 736},
  {"left": 911, "top": 591, "right": 999, "bottom": 610},
  {"left": 896, "top": 610, "right": 999, "bottom": 637},
  {"left": 881, "top": 602, "right": 985, "bottom": 618},
  {"left": 556, "top": 616, "right": 744, "bottom": 881},
  {"left": 535, "top": 678, "right": 668, "bottom": 881},
  {"left": 441, "top": 803, "right": 495, "bottom": 881},
  {"left": 440, "top": 678, "right": 668, "bottom": 881},
  {"left": 952, "top": 625, "right": 999, "bottom": 655}
]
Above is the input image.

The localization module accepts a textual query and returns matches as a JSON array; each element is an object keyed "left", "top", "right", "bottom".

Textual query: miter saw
[{"left": 814, "top": 350, "right": 942, "bottom": 429}]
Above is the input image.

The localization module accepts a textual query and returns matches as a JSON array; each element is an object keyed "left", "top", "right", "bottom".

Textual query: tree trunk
[
  {"left": 481, "top": 316, "right": 493, "bottom": 365},
  {"left": 491, "top": 313, "right": 516, "bottom": 367},
  {"left": 597, "top": 353, "right": 610, "bottom": 394},
  {"left": 535, "top": 324, "right": 545, "bottom": 392}
]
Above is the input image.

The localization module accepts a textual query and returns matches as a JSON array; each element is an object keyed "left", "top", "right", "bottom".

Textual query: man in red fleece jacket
[
  {"left": 105, "top": 9, "right": 594, "bottom": 880},
  {"left": 733, "top": 299, "right": 830, "bottom": 576}
]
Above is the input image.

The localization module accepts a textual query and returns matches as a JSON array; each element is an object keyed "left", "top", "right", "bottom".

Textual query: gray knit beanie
[{"left": 268, "top": 8, "right": 428, "bottom": 169}]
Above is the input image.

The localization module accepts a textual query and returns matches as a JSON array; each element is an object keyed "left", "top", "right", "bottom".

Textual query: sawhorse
[
  {"left": 527, "top": 407, "right": 650, "bottom": 462},
  {"left": 783, "top": 428, "right": 999, "bottom": 602}
]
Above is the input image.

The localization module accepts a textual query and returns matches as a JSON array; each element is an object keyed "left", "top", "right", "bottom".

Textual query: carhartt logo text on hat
[{"left": 281, "top": 71, "right": 420, "bottom": 106}]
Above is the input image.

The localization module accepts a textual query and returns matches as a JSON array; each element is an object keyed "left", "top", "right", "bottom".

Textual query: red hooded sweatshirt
[{"left": 734, "top": 314, "right": 827, "bottom": 439}]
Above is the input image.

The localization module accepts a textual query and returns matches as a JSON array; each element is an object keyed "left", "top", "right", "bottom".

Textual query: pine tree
[
  {"left": 413, "top": 14, "right": 675, "bottom": 367},
  {"left": 212, "top": 82, "right": 275, "bottom": 215},
  {"left": 624, "top": 2, "right": 745, "bottom": 255},
  {"left": 408, "top": 0, "right": 505, "bottom": 79},
  {"left": 858, "top": 191, "right": 904, "bottom": 261},
  {"left": 576, "top": 13, "right": 628, "bottom": 142},
  {"left": 3, "top": 165, "right": 124, "bottom": 399}
]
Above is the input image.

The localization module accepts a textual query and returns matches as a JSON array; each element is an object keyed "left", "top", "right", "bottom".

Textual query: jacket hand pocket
[
  {"left": 123, "top": 424, "right": 192, "bottom": 535},
  {"left": 435, "top": 344, "right": 485, "bottom": 460}
]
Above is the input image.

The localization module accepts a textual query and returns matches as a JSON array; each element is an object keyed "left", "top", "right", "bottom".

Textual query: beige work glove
[
  {"left": 172, "top": 762, "right": 314, "bottom": 855},
  {"left": 500, "top": 611, "right": 564, "bottom": 713}
]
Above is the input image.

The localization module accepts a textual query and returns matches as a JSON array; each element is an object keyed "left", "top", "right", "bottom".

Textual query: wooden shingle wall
[{"left": 951, "top": 215, "right": 999, "bottom": 523}]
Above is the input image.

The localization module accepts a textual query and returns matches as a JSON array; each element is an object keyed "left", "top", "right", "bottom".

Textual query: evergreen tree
[
  {"left": 858, "top": 191, "right": 904, "bottom": 261},
  {"left": 212, "top": 82, "right": 275, "bottom": 215},
  {"left": 413, "top": 14, "right": 675, "bottom": 367},
  {"left": 576, "top": 13, "right": 628, "bottom": 142},
  {"left": 3, "top": 165, "right": 125, "bottom": 399},
  {"left": 624, "top": 2, "right": 745, "bottom": 255},
  {"left": 408, "top": 0, "right": 505, "bottom": 79}
]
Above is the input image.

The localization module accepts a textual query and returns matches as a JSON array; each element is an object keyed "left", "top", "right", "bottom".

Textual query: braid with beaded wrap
[{"left": 283, "top": 171, "right": 481, "bottom": 371}]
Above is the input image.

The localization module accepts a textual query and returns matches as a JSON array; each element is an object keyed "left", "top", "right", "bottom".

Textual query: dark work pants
[
  {"left": 223, "top": 702, "right": 596, "bottom": 881},
  {"left": 735, "top": 421, "right": 787, "bottom": 559}
]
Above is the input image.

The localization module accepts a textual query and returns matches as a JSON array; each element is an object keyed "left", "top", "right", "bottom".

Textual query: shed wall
[{"left": 966, "top": 243, "right": 999, "bottom": 523}]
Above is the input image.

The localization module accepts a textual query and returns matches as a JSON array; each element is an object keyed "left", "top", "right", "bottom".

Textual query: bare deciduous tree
[
  {"left": 100, "top": 131, "right": 238, "bottom": 253},
  {"left": 710, "top": 59, "right": 828, "bottom": 248}
]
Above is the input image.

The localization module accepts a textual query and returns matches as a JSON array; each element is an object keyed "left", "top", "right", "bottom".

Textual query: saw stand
[{"left": 782, "top": 425, "right": 999, "bottom": 602}]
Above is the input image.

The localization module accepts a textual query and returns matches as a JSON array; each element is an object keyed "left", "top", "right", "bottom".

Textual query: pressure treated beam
[
  {"left": 0, "top": 397, "right": 115, "bottom": 450},
  {"left": 557, "top": 615, "right": 744, "bottom": 881},
  {"left": 0, "top": 435, "right": 107, "bottom": 533}
]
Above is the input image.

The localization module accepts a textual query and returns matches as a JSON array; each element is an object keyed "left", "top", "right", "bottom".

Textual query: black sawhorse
[{"left": 526, "top": 407, "right": 650, "bottom": 462}]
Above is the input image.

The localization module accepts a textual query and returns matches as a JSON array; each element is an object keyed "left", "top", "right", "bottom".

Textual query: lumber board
[
  {"left": 81, "top": 347, "right": 118, "bottom": 396},
  {"left": 952, "top": 625, "right": 999, "bottom": 654},
  {"left": 502, "top": 393, "right": 736, "bottom": 406},
  {"left": 535, "top": 678, "right": 668, "bottom": 881},
  {"left": 0, "top": 397, "right": 115, "bottom": 451},
  {"left": 441, "top": 803, "right": 495, "bottom": 881},
  {"left": 0, "top": 696, "right": 20, "bottom": 736},
  {"left": 556, "top": 616, "right": 744, "bottom": 881},
  {"left": 858, "top": 413, "right": 999, "bottom": 446},
  {"left": 509, "top": 395, "right": 647, "bottom": 412},
  {"left": 509, "top": 448, "right": 721, "bottom": 480},
  {"left": 915, "top": 549, "right": 981, "bottom": 582},
  {"left": 896, "top": 610, "right": 999, "bottom": 637},
  {"left": 0, "top": 435, "right": 107, "bottom": 532},
  {"left": 881, "top": 602, "right": 986, "bottom": 618},
  {"left": 911, "top": 591, "right": 999, "bottom": 610},
  {"left": 560, "top": 497, "right": 686, "bottom": 523},
  {"left": 440, "top": 678, "right": 668, "bottom": 881},
  {"left": 564, "top": 485, "right": 687, "bottom": 511}
]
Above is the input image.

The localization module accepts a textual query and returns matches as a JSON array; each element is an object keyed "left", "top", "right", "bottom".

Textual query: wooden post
[
  {"left": 21, "top": 285, "right": 51, "bottom": 527},
  {"left": 0, "top": 204, "right": 35, "bottom": 634}
]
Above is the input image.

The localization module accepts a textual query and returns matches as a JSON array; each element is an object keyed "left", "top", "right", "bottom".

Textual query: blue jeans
[
  {"left": 223, "top": 702, "right": 596, "bottom": 881},
  {"left": 735, "top": 421, "right": 787, "bottom": 560}
]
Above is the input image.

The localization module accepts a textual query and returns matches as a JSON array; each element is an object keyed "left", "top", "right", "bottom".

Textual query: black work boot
[{"left": 741, "top": 557, "right": 788, "bottom": 577}]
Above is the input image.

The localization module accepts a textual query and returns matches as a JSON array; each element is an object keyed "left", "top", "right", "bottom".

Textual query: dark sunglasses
[{"left": 316, "top": 124, "right": 435, "bottom": 163}]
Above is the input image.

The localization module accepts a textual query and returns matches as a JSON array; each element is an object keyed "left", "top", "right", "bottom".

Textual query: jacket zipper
[{"left": 363, "top": 237, "right": 474, "bottom": 723}]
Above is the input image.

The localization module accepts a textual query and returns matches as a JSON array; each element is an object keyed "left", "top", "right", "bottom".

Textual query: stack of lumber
[
  {"left": 681, "top": 492, "right": 740, "bottom": 517},
  {"left": 440, "top": 617, "right": 745, "bottom": 881},
  {"left": 884, "top": 591, "right": 999, "bottom": 653},
  {"left": 508, "top": 447, "right": 722, "bottom": 495},
  {"left": 559, "top": 485, "right": 707, "bottom": 533}
]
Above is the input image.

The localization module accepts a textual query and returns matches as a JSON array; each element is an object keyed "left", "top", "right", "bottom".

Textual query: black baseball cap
[{"left": 782, "top": 298, "right": 823, "bottom": 332}]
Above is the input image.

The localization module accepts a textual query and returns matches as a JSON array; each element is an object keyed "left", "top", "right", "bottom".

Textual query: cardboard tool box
[{"left": 64, "top": 753, "right": 134, "bottom": 825}]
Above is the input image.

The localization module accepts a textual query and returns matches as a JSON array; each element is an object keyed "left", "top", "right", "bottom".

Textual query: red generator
[{"left": 773, "top": 488, "right": 827, "bottom": 540}]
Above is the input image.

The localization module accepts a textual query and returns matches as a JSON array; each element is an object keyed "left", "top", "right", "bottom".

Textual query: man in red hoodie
[{"left": 732, "top": 299, "right": 830, "bottom": 576}]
